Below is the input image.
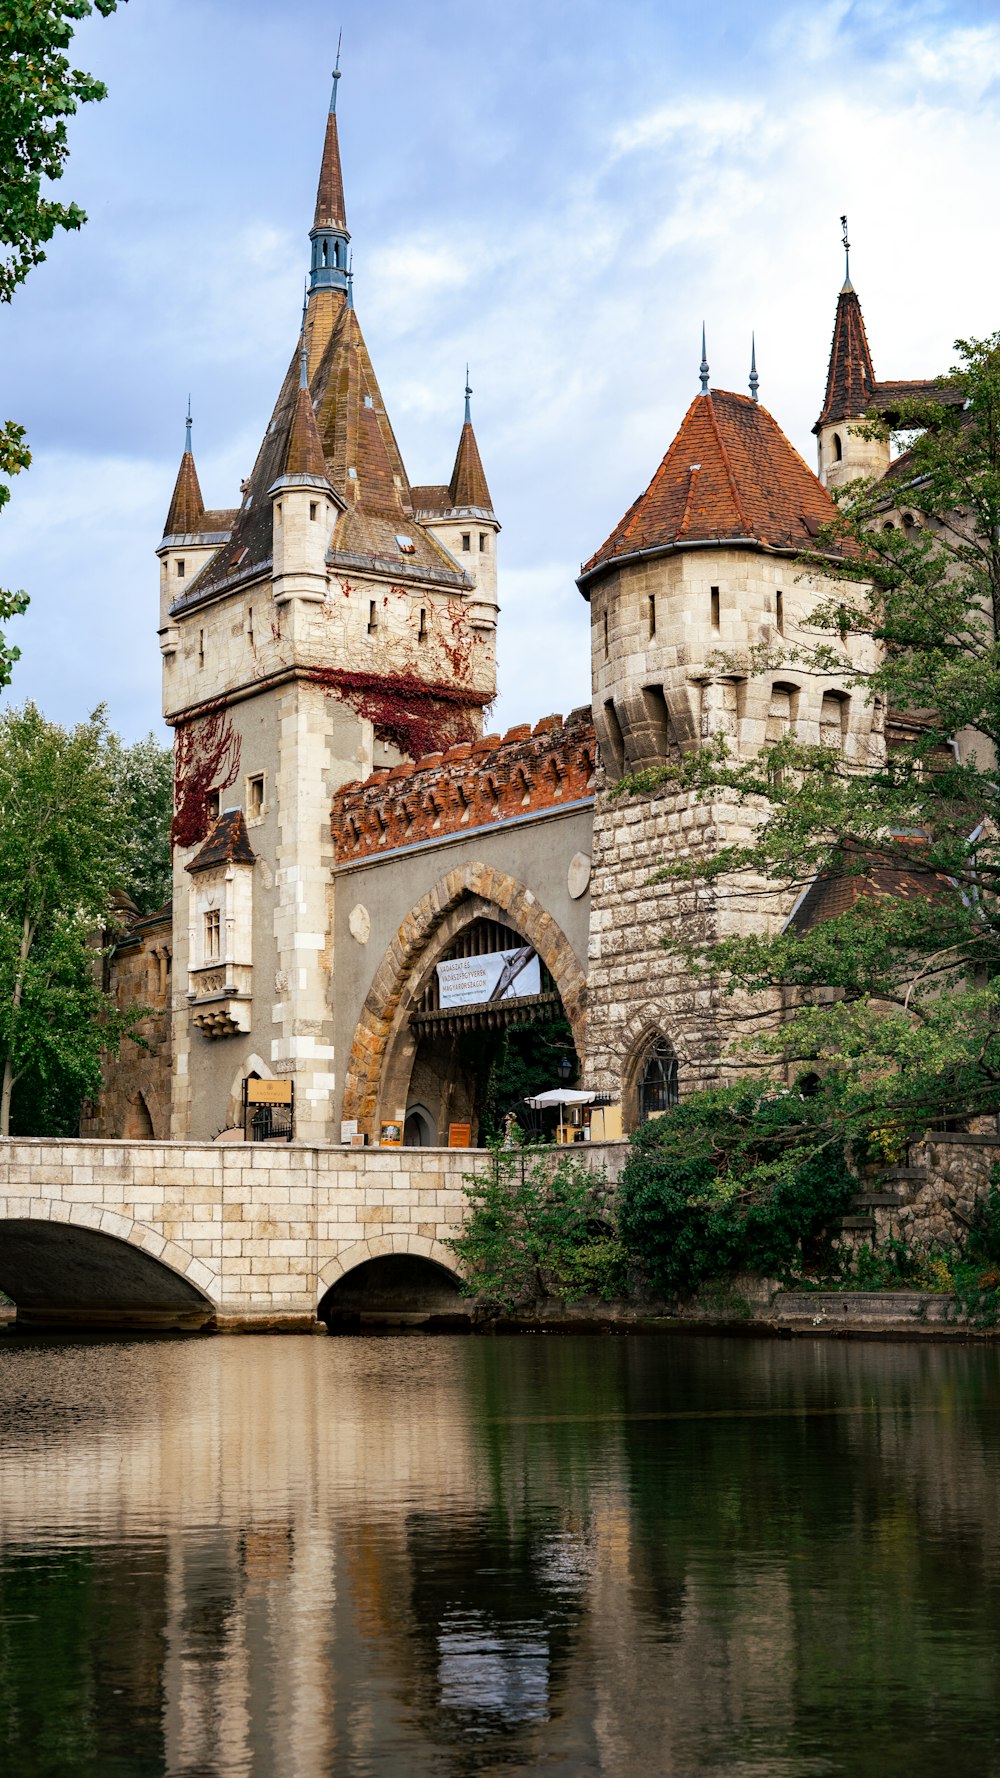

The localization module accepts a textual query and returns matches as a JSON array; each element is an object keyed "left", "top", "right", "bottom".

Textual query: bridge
[{"left": 0, "top": 1136, "right": 624, "bottom": 1330}]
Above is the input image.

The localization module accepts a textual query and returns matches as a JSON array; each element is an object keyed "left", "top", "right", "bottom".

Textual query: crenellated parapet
[{"left": 331, "top": 708, "right": 596, "bottom": 860}]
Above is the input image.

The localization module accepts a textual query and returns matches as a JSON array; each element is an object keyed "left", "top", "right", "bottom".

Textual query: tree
[
  {"left": 0, "top": 0, "right": 122, "bottom": 680},
  {"left": 106, "top": 730, "right": 173, "bottom": 913},
  {"left": 625, "top": 335, "right": 1000, "bottom": 1162},
  {"left": 0, "top": 702, "right": 137, "bottom": 1136}
]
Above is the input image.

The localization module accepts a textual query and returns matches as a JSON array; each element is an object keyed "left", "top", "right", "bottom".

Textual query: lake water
[{"left": 1, "top": 1330, "right": 999, "bottom": 1777}]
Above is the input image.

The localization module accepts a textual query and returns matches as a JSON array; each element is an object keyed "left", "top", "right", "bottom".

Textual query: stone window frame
[{"left": 246, "top": 771, "right": 267, "bottom": 825}]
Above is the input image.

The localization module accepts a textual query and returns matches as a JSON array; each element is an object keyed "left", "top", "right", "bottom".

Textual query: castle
[{"left": 89, "top": 78, "right": 938, "bottom": 1149}]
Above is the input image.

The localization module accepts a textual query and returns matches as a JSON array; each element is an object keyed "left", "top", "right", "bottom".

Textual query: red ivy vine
[
  {"left": 309, "top": 666, "right": 489, "bottom": 761},
  {"left": 171, "top": 704, "right": 242, "bottom": 848}
]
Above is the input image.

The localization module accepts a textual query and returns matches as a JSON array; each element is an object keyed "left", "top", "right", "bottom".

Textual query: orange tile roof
[
  {"left": 581, "top": 388, "right": 840, "bottom": 580},
  {"left": 283, "top": 381, "right": 328, "bottom": 479}
]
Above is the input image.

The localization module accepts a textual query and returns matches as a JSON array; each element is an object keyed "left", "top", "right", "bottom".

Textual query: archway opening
[
  {"left": 123, "top": 1092, "right": 154, "bottom": 1139},
  {"left": 0, "top": 1219, "right": 214, "bottom": 1331},
  {"left": 624, "top": 1033, "right": 680, "bottom": 1133},
  {"left": 397, "top": 915, "right": 581, "bottom": 1145},
  {"left": 319, "top": 1255, "right": 469, "bottom": 1333}
]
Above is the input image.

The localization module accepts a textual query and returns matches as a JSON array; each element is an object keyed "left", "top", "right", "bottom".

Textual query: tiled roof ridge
[
  {"left": 331, "top": 709, "right": 597, "bottom": 861},
  {"left": 705, "top": 393, "right": 751, "bottom": 533},
  {"left": 164, "top": 449, "right": 205, "bottom": 538}
]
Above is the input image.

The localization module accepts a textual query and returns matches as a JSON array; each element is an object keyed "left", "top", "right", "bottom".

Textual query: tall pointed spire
[
  {"left": 840, "top": 213, "right": 853, "bottom": 293},
  {"left": 164, "top": 402, "right": 205, "bottom": 537},
  {"left": 815, "top": 224, "right": 876, "bottom": 431},
  {"left": 749, "top": 335, "right": 759, "bottom": 402},
  {"left": 309, "top": 46, "right": 350, "bottom": 296},
  {"left": 449, "top": 374, "right": 493, "bottom": 513},
  {"left": 699, "top": 324, "right": 710, "bottom": 395}
]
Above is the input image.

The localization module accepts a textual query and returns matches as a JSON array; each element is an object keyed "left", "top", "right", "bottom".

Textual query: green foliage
[
  {"left": 106, "top": 730, "right": 173, "bottom": 913},
  {"left": 447, "top": 1142, "right": 626, "bottom": 1313},
  {"left": 617, "top": 1083, "right": 855, "bottom": 1296},
  {"left": 0, "top": 701, "right": 141, "bottom": 1135},
  {"left": 0, "top": 0, "right": 122, "bottom": 676},
  {"left": 617, "top": 335, "right": 1000, "bottom": 1156}
]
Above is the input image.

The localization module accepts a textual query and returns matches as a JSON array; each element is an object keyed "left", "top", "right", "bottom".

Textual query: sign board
[
  {"left": 448, "top": 1123, "right": 472, "bottom": 1148},
  {"left": 245, "top": 1078, "right": 294, "bottom": 1105},
  {"left": 380, "top": 1121, "right": 403, "bottom": 1148},
  {"left": 436, "top": 945, "right": 540, "bottom": 1011},
  {"left": 340, "top": 1119, "right": 359, "bottom": 1143}
]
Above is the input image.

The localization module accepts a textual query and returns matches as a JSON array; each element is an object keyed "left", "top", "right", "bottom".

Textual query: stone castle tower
[
  {"left": 157, "top": 68, "right": 500, "bottom": 1142},
  {"left": 578, "top": 339, "right": 878, "bottom": 1120}
]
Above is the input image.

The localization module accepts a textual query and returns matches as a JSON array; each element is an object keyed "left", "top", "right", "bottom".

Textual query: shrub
[{"left": 618, "top": 1084, "right": 855, "bottom": 1296}]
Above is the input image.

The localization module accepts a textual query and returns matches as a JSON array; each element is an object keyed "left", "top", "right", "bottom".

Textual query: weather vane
[{"left": 841, "top": 214, "right": 850, "bottom": 285}]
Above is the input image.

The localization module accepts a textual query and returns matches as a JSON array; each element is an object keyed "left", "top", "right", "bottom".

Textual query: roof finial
[
  {"left": 464, "top": 364, "right": 472, "bottom": 425},
  {"left": 330, "top": 29, "right": 342, "bottom": 113},
  {"left": 749, "top": 333, "right": 759, "bottom": 402},
  {"left": 699, "top": 323, "right": 710, "bottom": 395},
  {"left": 346, "top": 250, "right": 354, "bottom": 309},
  {"left": 840, "top": 213, "right": 853, "bottom": 292},
  {"left": 299, "top": 281, "right": 309, "bottom": 389},
  {"left": 185, "top": 395, "right": 192, "bottom": 454}
]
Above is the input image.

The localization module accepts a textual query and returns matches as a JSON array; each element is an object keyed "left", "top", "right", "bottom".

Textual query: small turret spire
[
  {"left": 464, "top": 365, "right": 472, "bottom": 425},
  {"left": 346, "top": 251, "right": 354, "bottom": 309},
  {"left": 185, "top": 395, "right": 192, "bottom": 454},
  {"left": 309, "top": 47, "right": 350, "bottom": 295},
  {"left": 330, "top": 29, "right": 342, "bottom": 113},
  {"left": 299, "top": 283, "right": 309, "bottom": 388},
  {"left": 699, "top": 324, "right": 710, "bottom": 395},
  {"left": 749, "top": 334, "right": 759, "bottom": 402},
  {"left": 840, "top": 213, "right": 853, "bottom": 293}
]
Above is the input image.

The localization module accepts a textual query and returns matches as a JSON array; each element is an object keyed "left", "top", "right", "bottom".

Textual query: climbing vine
[
  {"left": 171, "top": 704, "right": 241, "bottom": 848},
  {"left": 309, "top": 666, "right": 488, "bottom": 760}
]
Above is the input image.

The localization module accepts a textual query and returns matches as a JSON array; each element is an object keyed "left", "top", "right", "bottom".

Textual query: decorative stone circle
[
  {"left": 348, "top": 902, "right": 371, "bottom": 945},
  {"left": 567, "top": 852, "right": 592, "bottom": 899}
]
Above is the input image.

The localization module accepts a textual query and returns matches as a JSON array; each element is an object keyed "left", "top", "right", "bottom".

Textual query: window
[
  {"left": 648, "top": 592, "right": 656, "bottom": 639},
  {"left": 176, "top": 558, "right": 185, "bottom": 577},
  {"left": 832, "top": 432, "right": 843, "bottom": 462},
  {"left": 638, "top": 1037, "right": 678, "bottom": 1123},
  {"left": 479, "top": 533, "right": 487, "bottom": 552},
  {"left": 462, "top": 532, "right": 471, "bottom": 551},
  {"left": 775, "top": 590, "right": 784, "bottom": 635},
  {"left": 247, "top": 774, "right": 265, "bottom": 820},
  {"left": 710, "top": 586, "right": 720, "bottom": 629},
  {"left": 601, "top": 698, "right": 625, "bottom": 778},
  {"left": 395, "top": 533, "right": 416, "bottom": 554},
  {"left": 198, "top": 629, "right": 205, "bottom": 666},
  {"left": 309, "top": 502, "right": 318, "bottom": 521},
  {"left": 820, "top": 690, "right": 849, "bottom": 747},
  {"left": 418, "top": 607, "right": 427, "bottom": 640},
  {"left": 205, "top": 789, "right": 221, "bottom": 823},
  {"left": 247, "top": 606, "right": 254, "bottom": 646},
  {"left": 368, "top": 599, "right": 378, "bottom": 634},
  {"left": 204, "top": 908, "right": 221, "bottom": 961},
  {"left": 363, "top": 394, "right": 373, "bottom": 409},
  {"left": 603, "top": 609, "right": 609, "bottom": 658}
]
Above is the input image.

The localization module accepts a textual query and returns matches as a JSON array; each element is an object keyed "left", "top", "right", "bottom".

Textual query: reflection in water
[{"left": 1, "top": 1334, "right": 1000, "bottom": 1776}]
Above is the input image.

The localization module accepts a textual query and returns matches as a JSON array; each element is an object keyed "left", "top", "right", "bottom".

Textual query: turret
[
  {"left": 308, "top": 49, "right": 350, "bottom": 297},
  {"left": 412, "top": 371, "right": 501, "bottom": 641},
  {"left": 268, "top": 316, "right": 343, "bottom": 603},
  {"left": 157, "top": 403, "right": 236, "bottom": 659},
  {"left": 814, "top": 222, "right": 891, "bottom": 491}
]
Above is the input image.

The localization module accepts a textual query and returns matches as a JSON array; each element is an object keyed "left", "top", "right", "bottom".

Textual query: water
[{"left": 1, "top": 1331, "right": 1000, "bottom": 1777}]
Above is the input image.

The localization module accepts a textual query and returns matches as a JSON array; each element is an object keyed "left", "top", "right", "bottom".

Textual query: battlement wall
[{"left": 331, "top": 707, "right": 596, "bottom": 861}]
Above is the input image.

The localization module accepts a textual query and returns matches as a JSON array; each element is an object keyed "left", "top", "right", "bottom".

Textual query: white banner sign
[{"left": 437, "top": 945, "right": 541, "bottom": 1010}]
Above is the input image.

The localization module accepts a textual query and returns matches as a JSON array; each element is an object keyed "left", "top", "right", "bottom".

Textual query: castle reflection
[{"left": 1, "top": 1334, "right": 999, "bottom": 1777}]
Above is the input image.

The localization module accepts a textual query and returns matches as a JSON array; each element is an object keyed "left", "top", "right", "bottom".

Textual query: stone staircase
[{"left": 833, "top": 1165, "right": 930, "bottom": 1244}]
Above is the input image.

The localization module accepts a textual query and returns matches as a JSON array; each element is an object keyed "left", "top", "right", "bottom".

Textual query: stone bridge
[{"left": 0, "top": 1137, "right": 626, "bottom": 1331}]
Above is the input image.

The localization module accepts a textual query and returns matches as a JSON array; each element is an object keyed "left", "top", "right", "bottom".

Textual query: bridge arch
[
  {"left": 341, "top": 861, "right": 588, "bottom": 1134},
  {"left": 0, "top": 1202, "right": 219, "bottom": 1329},
  {"left": 317, "top": 1234, "right": 467, "bottom": 1330}
]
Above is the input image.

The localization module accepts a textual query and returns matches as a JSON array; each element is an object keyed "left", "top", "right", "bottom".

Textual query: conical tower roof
[
  {"left": 313, "top": 92, "right": 347, "bottom": 232},
  {"left": 449, "top": 418, "right": 493, "bottom": 513},
  {"left": 580, "top": 388, "right": 842, "bottom": 585},
  {"left": 163, "top": 412, "right": 205, "bottom": 536},
  {"left": 815, "top": 284, "right": 877, "bottom": 430}
]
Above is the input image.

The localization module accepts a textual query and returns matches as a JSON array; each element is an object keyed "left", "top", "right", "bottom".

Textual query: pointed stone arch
[{"left": 340, "top": 862, "right": 587, "bottom": 1131}]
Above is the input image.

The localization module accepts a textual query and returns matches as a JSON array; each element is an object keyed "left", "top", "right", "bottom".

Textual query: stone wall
[
  {"left": 840, "top": 1133, "right": 1000, "bottom": 1254},
  {"left": 83, "top": 910, "right": 173, "bottom": 1141}
]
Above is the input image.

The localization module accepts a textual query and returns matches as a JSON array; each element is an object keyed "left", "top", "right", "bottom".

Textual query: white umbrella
[{"left": 525, "top": 1089, "right": 596, "bottom": 1108}]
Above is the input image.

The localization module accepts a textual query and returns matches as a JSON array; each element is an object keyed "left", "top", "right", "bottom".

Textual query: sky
[{"left": 3, "top": 0, "right": 1000, "bottom": 743}]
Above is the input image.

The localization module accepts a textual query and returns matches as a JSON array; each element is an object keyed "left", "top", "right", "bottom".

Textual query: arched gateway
[{"left": 340, "top": 862, "right": 588, "bottom": 1140}]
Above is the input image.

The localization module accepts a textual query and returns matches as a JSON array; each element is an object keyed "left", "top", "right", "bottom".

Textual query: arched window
[
  {"left": 832, "top": 433, "right": 843, "bottom": 462},
  {"left": 638, "top": 1036, "right": 678, "bottom": 1123}
]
